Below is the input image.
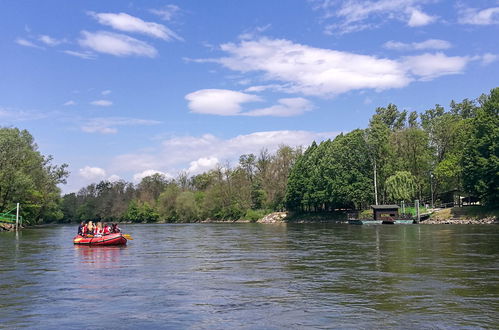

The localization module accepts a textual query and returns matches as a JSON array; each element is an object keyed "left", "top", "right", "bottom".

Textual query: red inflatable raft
[{"left": 73, "top": 233, "right": 127, "bottom": 246}]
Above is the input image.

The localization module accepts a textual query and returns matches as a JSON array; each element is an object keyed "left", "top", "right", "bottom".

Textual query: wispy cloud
[
  {"left": 89, "top": 12, "right": 182, "bottom": 41},
  {"left": 0, "top": 107, "right": 50, "bottom": 121},
  {"left": 458, "top": 5, "right": 499, "bottom": 25},
  {"left": 150, "top": 5, "right": 181, "bottom": 21},
  {"left": 79, "top": 31, "right": 158, "bottom": 58},
  {"left": 90, "top": 100, "right": 113, "bottom": 107},
  {"left": 101, "top": 90, "right": 112, "bottom": 96},
  {"left": 63, "top": 100, "right": 76, "bottom": 106},
  {"left": 38, "top": 34, "right": 65, "bottom": 46},
  {"left": 384, "top": 39, "right": 452, "bottom": 51},
  {"left": 15, "top": 38, "right": 44, "bottom": 49},
  {"left": 312, "top": 0, "right": 438, "bottom": 35},
  {"left": 244, "top": 98, "right": 313, "bottom": 117},
  {"left": 80, "top": 117, "right": 161, "bottom": 134},
  {"left": 63, "top": 50, "right": 97, "bottom": 60}
]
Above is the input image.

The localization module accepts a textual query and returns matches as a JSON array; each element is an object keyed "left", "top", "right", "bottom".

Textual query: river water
[{"left": 1, "top": 223, "right": 498, "bottom": 329}]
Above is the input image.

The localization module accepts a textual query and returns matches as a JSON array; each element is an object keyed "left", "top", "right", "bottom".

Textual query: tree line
[
  {"left": 60, "top": 145, "right": 300, "bottom": 223},
  {"left": 285, "top": 88, "right": 498, "bottom": 212},
  {"left": 1, "top": 88, "right": 497, "bottom": 224}
]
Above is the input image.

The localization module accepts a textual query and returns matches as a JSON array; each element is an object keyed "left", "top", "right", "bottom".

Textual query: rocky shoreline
[
  {"left": 421, "top": 217, "right": 498, "bottom": 225},
  {"left": 0, "top": 223, "right": 16, "bottom": 231},
  {"left": 255, "top": 211, "right": 498, "bottom": 225}
]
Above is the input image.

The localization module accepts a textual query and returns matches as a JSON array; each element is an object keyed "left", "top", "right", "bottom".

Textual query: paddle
[{"left": 123, "top": 234, "right": 133, "bottom": 240}]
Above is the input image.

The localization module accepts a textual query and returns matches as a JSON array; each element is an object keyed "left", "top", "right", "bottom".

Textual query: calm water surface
[{"left": 1, "top": 223, "right": 498, "bottom": 329}]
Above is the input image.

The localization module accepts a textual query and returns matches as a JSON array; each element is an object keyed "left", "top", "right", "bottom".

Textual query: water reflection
[{"left": 74, "top": 245, "right": 127, "bottom": 267}]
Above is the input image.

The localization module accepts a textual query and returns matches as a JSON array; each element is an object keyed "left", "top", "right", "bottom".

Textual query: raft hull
[{"left": 73, "top": 233, "right": 127, "bottom": 246}]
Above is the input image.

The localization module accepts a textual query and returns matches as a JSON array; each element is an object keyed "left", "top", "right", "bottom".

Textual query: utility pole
[
  {"left": 430, "top": 173, "right": 434, "bottom": 208},
  {"left": 373, "top": 159, "right": 378, "bottom": 205},
  {"left": 15, "top": 203, "right": 20, "bottom": 231}
]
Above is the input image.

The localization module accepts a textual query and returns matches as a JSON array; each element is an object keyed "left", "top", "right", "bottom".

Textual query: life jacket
[{"left": 103, "top": 226, "right": 111, "bottom": 235}]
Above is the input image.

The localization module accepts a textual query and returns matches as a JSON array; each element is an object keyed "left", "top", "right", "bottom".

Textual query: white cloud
[
  {"left": 185, "top": 89, "right": 261, "bottom": 115},
  {"left": 458, "top": 6, "right": 499, "bottom": 25},
  {"left": 101, "top": 90, "right": 112, "bottom": 96},
  {"left": 108, "top": 174, "right": 121, "bottom": 182},
  {"left": 63, "top": 50, "right": 96, "bottom": 60},
  {"left": 133, "top": 169, "right": 172, "bottom": 183},
  {"left": 384, "top": 39, "right": 452, "bottom": 51},
  {"left": 150, "top": 5, "right": 181, "bottom": 21},
  {"left": 81, "top": 117, "right": 161, "bottom": 134},
  {"left": 63, "top": 100, "right": 76, "bottom": 106},
  {"left": 407, "top": 7, "right": 437, "bottom": 27},
  {"left": 212, "top": 38, "right": 410, "bottom": 96},
  {"left": 90, "top": 100, "right": 113, "bottom": 107},
  {"left": 89, "top": 12, "right": 182, "bottom": 41},
  {"left": 244, "top": 98, "right": 313, "bottom": 117},
  {"left": 0, "top": 107, "right": 49, "bottom": 122},
  {"left": 403, "top": 52, "right": 470, "bottom": 80},
  {"left": 79, "top": 166, "right": 106, "bottom": 180},
  {"left": 481, "top": 53, "right": 498, "bottom": 65},
  {"left": 185, "top": 89, "right": 313, "bottom": 117},
  {"left": 38, "top": 35, "right": 64, "bottom": 46},
  {"left": 15, "top": 38, "right": 44, "bottom": 49},
  {"left": 188, "top": 157, "right": 220, "bottom": 174},
  {"left": 313, "top": 0, "right": 437, "bottom": 34},
  {"left": 200, "top": 38, "right": 476, "bottom": 96},
  {"left": 79, "top": 31, "right": 158, "bottom": 58},
  {"left": 112, "top": 130, "right": 340, "bottom": 174}
]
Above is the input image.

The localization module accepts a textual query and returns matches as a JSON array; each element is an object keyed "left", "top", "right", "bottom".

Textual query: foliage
[
  {"left": 462, "top": 88, "right": 499, "bottom": 206},
  {"left": 0, "top": 127, "right": 68, "bottom": 224},
  {"left": 385, "top": 171, "right": 416, "bottom": 202}
]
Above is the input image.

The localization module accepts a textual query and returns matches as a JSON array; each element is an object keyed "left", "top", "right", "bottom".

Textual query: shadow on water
[{"left": 0, "top": 223, "right": 498, "bottom": 328}]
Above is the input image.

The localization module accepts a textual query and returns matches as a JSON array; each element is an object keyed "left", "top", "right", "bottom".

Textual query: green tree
[
  {"left": 462, "top": 88, "right": 499, "bottom": 205},
  {"left": 385, "top": 171, "right": 417, "bottom": 202}
]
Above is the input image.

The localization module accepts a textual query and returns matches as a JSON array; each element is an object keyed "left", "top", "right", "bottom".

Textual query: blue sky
[{"left": 1, "top": 0, "right": 498, "bottom": 193}]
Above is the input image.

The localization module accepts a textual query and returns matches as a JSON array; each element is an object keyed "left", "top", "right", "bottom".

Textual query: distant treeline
[
  {"left": 1, "top": 88, "right": 497, "bottom": 224},
  {"left": 61, "top": 146, "right": 299, "bottom": 223}
]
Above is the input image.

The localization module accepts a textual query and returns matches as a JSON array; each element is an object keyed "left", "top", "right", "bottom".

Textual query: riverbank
[
  {"left": 257, "top": 206, "right": 498, "bottom": 225},
  {"left": 423, "top": 206, "right": 498, "bottom": 224}
]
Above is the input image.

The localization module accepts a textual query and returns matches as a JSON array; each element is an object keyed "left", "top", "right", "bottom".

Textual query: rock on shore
[
  {"left": 257, "top": 212, "right": 288, "bottom": 223},
  {"left": 0, "top": 223, "right": 15, "bottom": 231},
  {"left": 423, "top": 217, "right": 497, "bottom": 224}
]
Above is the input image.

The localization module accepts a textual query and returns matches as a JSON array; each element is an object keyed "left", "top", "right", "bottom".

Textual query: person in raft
[
  {"left": 94, "top": 222, "right": 103, "bottom": 237},
  {"left": 77, "top": 221, "right": 85, "bottom": 236},
  {"left": 103, "top": 223, "right": 111, "bottom": 235},
  {"left": 111, "top": 223, "right": 121, "bottom": 233},
  {"left": 85, "top": 221, "right": 95, "bottom": 236}
]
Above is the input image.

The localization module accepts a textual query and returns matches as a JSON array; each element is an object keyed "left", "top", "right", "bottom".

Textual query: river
[{"left": 1, "top": 223, "right": 498, "bottom": 329}]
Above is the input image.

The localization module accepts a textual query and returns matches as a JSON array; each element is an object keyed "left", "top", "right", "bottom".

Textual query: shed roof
[{"left": 371, "top": 205, "right": 400, "bottom": 210}]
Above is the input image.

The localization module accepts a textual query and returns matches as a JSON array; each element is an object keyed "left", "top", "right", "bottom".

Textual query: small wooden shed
[{"left": 371, "top": 205, "right": 399, "bottom": 221}]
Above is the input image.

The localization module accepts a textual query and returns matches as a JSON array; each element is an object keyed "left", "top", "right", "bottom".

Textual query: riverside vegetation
[{"left": 1, "top": 88, "right": 497, "bottom": 225}]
